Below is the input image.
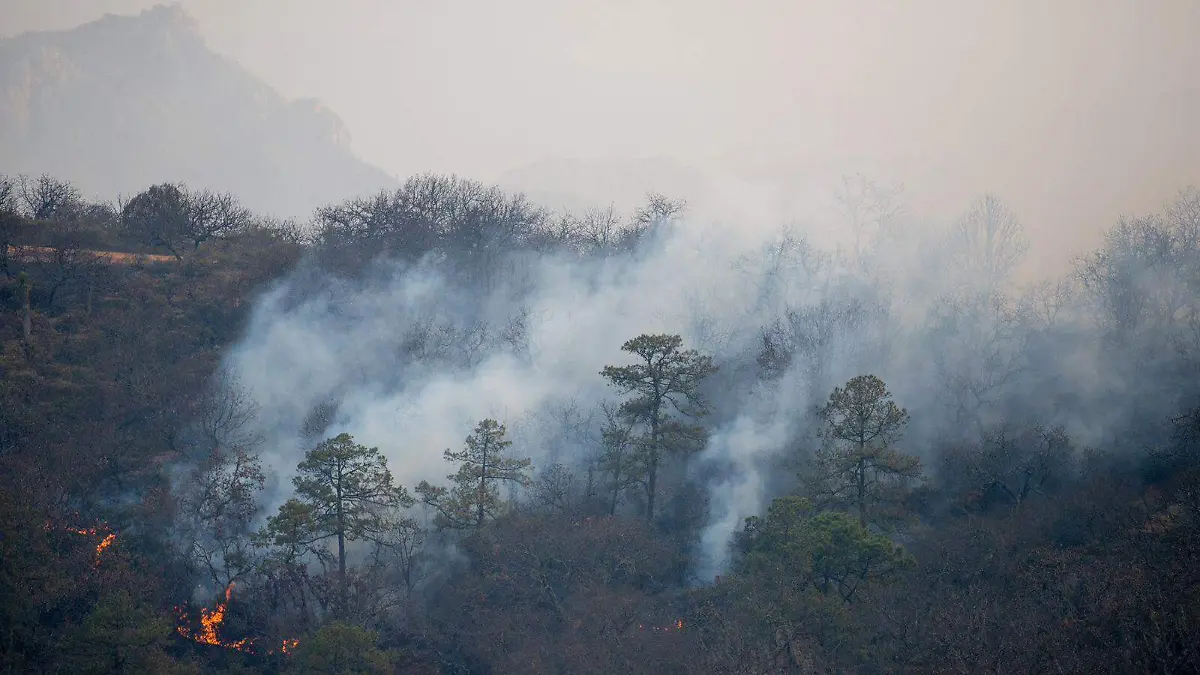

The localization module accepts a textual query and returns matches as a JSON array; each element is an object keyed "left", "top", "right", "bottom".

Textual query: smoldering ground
[{"left": 214, "top": 182, "right": 1200, "bottom": 581}]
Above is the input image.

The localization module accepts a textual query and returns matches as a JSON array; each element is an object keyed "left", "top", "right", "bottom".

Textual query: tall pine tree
[
  {"left": 600, "top": 334, "right": 717, "bottom": 521},
  {"left": 262, "top": 433, "right": 413, "bottom": 617},
  {"left": 416, "top": 419, "right": 532, "bottom": 529}
]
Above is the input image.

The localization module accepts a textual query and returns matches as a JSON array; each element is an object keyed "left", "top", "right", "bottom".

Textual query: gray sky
[{"left": 3, "top": 0, "right": 1199, "bottom": 269}]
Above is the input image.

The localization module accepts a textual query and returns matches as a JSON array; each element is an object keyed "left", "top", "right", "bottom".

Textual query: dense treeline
[{"left": 1, "top": 170, "right": 1199, "bottom": 674}]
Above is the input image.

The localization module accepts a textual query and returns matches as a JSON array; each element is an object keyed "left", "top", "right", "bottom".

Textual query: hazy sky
[{"left": 3, "top": 0, "right": 1199, "bottom": 268}]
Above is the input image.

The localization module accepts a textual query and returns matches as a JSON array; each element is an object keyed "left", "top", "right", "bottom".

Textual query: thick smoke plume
[{"left": 222, "top": 182, "right": 1200, "bottom": 580}]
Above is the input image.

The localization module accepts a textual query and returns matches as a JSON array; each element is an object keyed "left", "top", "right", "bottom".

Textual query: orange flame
[
  {"left": 96, "top": 533, "right": 117, "bottom": 558},
  {"left": 45, "top": 521, "right": 117, "bottom": 566},
  {"left": 175, "top": 583, "right": 299, "bottom": 655},
  {"left": 176, "top": 582, "right": 252, "bottom": 652}
]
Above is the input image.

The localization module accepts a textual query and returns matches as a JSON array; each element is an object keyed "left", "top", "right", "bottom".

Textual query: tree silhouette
[
  {"left": 416, "top": 418, "right": 531, "bottom": 529},
  {"left": 601, "top": 334, "right": 717, "bottom": 521},
  {"left": 806, "top": 375, "right": 921, "bottom": 528},
  {"left": 262, "top": 433, "right": 413, "bottom": 617}
]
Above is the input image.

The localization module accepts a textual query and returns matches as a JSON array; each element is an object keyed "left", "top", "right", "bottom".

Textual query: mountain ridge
[{"left": 0, "top": 4, "right": 396, "bottom": 218}]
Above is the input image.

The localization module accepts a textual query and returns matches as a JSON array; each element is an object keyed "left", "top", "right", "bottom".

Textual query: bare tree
[
  {"left": 952, "top": 194, "right": 1029, "bottom": 290},
  {"left": 121, "top": 183, "right": 189, "bottom": 260},
  {"left": 1078, "top": 200, "right": 1200, "bottom": 341},
  {"left": 0, "top": 175, "right": 15, "bottom": 212},
  {"left": 175, "top": 373, "right": 268, "bottom": 589},
  {"left": 39, "top": 223, "right": 104, "bottom": 307},
  {"left": 19, "top": 174, "right": 82, "bottom": 222},
  {"left": 579, "top": 204, "right": 624, "bottom": 253},
  {"left": 191, "top": 373, "right": 263, "bottom": 456},
  {"left": 383, "top": 517, "right": 428, "bottom": 598},
  {"left": 531, "top": 463, "right": 580, "bottom": 514},
  {"left": 939, "top": 423, "right": 1075, "bottom": 510},
  {"left": 0, "top": 174, "right": 21, "bottom": 278},
  {"left": 757, "top": 295, "right": 884, "bottom": 401},
  {"left": 177, "top": 444, "right": 266, "bottom": 589},
  {"left": 183, "top": 189, "right": 252, "bottom": 250},
  {"left": 927, "top": 291, "right": 1029, "bottom": 434},
  {"left": 621, "top": 192, "right": 686, "bottom": 250},
  {"left": 835, "top": 173, "right": 905, "bottom": 262}
]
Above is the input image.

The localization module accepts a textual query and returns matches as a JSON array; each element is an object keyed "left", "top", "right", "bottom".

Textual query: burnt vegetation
[{"left": 2, "top": 169, "right": 1200, "bottom": 674}]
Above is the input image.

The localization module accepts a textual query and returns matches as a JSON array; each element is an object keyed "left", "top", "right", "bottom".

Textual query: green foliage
[
  {"left": 288, "top": 621, "right": 393, "bottom": 675},
  {"left": 290, "top": 433, "right": 413, "bottom": 539},
  {"left": 806, "top": 374, "right": 921, "bottom": 527},
  {"left": 684, "top": 496, "right": 912, "bottom": 672},
  {"left": 67, "top": 591, "right": 176, "bottom": 675},
  {"left": 257, "top": 498, "right": 322, "bottom": 555},
  {"left": 596, "top": 403, "right": 640, "bottom": 516},
  {"left": 600, "top": 333, "right": 717, "bottom": 520},
  {"left": 417, "top": 418, "right": 531, "bottom": 529},
  {"left": 262, "top": 433, "right": 413, "bottom": 616},
  {"left": 738, "top": 496, "right": 911, "bottom": 601}
]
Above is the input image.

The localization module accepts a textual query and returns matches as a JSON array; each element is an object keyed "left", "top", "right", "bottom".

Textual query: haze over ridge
[{"left": 3, "top": 0, "right": 1199, "bottom": 273}]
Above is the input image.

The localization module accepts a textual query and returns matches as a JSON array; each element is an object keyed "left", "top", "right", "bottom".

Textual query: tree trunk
[
  {"left": 21, "top": 281, "right": 32, "bottom": 341},
  {"left": 336, "top": 473, "right": 347, "bottom": 617},
  {"left": 857, "top": 453, "right": 867, "bottom": 528},
  {"left": 337, "top": 529, "right": 346, "bottom": 611},
  {"left": 478, "top": 445, "right": 488, "bottom": 528},
  {"left": 609, "top": 470, "right": 620, "bottom": 516},
  {"left": 647, "top": 410, "right": 660, "bottom": 522}
]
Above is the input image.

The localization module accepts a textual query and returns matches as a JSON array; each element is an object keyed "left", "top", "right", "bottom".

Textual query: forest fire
[
  {"left": 45, "top": 521, "right": 117, "bottom": 566},
  {"left": 176, "top": 582, "right": 300, "bottom": 656},
  {"left": 637, "top": 619, "right": 685, "bottom": 632},
  {"left": 177, "top": 582, "right": 252, "bottom": 652},
  {"left": 96, "top": 533, "right": 116, "bottom": 557}
]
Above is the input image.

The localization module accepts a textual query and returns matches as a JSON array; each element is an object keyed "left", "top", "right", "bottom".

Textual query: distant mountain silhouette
[{"left": 0, "top": 5, "right": 396, "bottom": 218}]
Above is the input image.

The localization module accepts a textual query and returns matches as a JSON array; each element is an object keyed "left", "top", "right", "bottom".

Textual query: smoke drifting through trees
[
  {"left": 5, "top": 165, "right": 1200, "bottom": 671},
  {"left": 220, "top": 175, "right": 1200, "bottom": 579}
]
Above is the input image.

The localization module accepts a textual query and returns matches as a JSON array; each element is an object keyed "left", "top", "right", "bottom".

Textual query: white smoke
[{"left": 219, "top": 182, "right": 1160, "bottom": 579}]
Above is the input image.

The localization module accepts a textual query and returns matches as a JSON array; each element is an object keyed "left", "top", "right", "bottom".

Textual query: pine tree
[
  {"left": 416, "top": 419, "right": 531, "bottom": 529},
  {"left": 806, "top": 375, "right": 921, "bottom": 528},
  {"left": 262, "top": 433, "right": 412, "bottom": 617},
  {"left": 600, "top": 334, "right": 717, "bottom": 521}
]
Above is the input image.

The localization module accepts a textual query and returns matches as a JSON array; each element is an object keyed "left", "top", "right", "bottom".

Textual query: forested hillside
[{"left": 1, "top": 170, "right": 1199, "bottom": 674}]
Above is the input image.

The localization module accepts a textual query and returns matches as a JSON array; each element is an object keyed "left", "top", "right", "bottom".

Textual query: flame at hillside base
[{"left": 175, "top": 582, "right": 299, "bottom": 656}]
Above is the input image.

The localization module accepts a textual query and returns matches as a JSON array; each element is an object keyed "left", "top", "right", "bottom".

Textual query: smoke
[
  {"left": 219, "top": 183, "right": 1200, "bottom": 581},
  {"left": 693, "top": 401, "right": 790, "bottom": 581}
]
